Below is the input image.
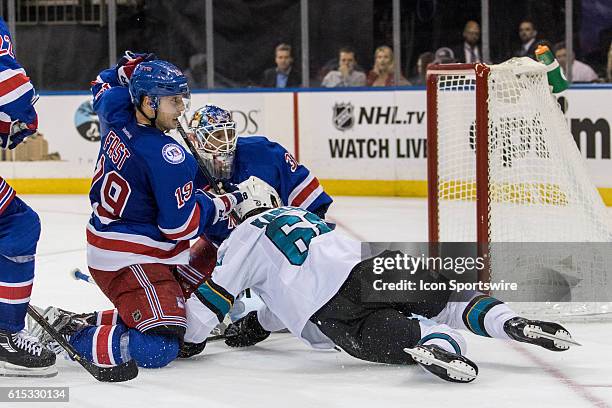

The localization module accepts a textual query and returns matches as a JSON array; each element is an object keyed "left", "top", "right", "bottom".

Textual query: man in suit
[
  {"left": 514, "top": 20, "right": 540, "bottom": 60},
  {"left": 261, "top": 43, "right": 301, "bottom": 88},
  {"left": 452, "top": 20, "right": 482, "bottom": 64}
]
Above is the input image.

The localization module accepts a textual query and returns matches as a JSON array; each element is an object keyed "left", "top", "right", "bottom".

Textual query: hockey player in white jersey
[{"left": 185, "top": 177, "right": 578, "bottom": 383}]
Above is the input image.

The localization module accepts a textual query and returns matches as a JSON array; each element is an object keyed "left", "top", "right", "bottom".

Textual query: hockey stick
[{"left": 26, "top": 305, "right": 138, "bottom": 382}]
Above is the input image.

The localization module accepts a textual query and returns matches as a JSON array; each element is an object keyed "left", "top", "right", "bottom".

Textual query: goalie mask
[
  {"left": 189, "top": 104, "right": 237, "bottom": 181},
  {"left": 234, "top": 176, "right": 281, "bottom": 222}
]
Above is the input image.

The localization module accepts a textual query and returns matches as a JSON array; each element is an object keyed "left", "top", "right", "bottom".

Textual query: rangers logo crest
[
  {"left": 162, "top": 143, "right": 185, "bottom": 164},
  {"left": 333, "top": 102, "right": 354, "bottom": 131}
]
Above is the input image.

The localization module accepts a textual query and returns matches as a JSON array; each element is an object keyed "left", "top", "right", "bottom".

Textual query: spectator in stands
[
  {"left": 367, "top": 45, "right": 410, "bottom": 86},
  {"left": 513, "top": 20, "right": 541, "bottom": 60},
  {"left": 261, "top": 43, "right": 300, "bottom": 88},
  {"left": 553, "top": 42, "right": 599, "bottom": 83},
  {"left": 433, "top": 47, "right": 456, "bottom": 64},
  {"left": 321, "top": 47, "right": 366, "bottom": 87},
  {"left": 452, "top": 20, "right": 482, "bottom": 63},
  {"left": 409, "top": 51, "right": 434, "bottom": 86}
]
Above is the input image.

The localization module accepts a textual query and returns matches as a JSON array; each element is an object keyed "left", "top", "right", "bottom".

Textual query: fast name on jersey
[{"left": 102, "top": 130, "right": 131, "bottom": 170}]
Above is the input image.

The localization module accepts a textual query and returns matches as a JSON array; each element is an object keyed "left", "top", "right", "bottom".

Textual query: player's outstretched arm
[
  {"left": 91, "top": 51, "right": 156, "bottom": 122},
  {"left": 149, "top": 143, "right": 247, "bottom": 241}
]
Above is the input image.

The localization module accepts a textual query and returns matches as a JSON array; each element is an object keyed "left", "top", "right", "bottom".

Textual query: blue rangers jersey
[
  {"left": 0, "top": 176, "right": 15, "bottom": 215},
  {"left": 87, "top": 68, "right": 236, "bottom": 271},
  {"left": 204, "top": 136, "right": 333, "bottom": 244},
  {"left": 0, "top": 18, "right": 37, "bottom": 216}
]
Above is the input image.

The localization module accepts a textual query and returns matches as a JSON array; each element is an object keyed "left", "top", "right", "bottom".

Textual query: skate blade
[
  {"left": 0, "top": 361, "right": 58, "bottom": 378},
  {"left": 524, "top": 326, "right": 582, "bottom": 348},
  {"left": 403, "top": 347, "right": 477, "bottom": 382}
]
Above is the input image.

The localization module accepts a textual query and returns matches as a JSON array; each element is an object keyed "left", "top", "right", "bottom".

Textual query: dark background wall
[{"left": 10, "top": 0, "right": 611, "bottom": 90}]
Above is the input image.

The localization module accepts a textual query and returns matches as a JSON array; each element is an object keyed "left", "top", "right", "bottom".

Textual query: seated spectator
[
  {"left": 513, "top": 20, "right": 547, "bottom": 60},
  {"left": 452, "top": 20, "right": 482, "bottom": 63},
  {"left": 553, "top": 42, "right": 599, "bottom": 83},
  {"left": 367, "top": 45, "right": 410, "bottom": 86},
  {"left": 433, "top": 47, "right": 457, "bottom": 64},
  {"left": 321, "top": 47, "right": 366, "bottom": 87},
  {"left": 409, "top": 51, "right": 434, "bottom": 86},
  {"left": 261, "top": 43, "right": 301, "bottom": 88}
]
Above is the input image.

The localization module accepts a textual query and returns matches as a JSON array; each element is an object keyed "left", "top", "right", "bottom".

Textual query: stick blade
[{"left": 79, "top": 358, "right": 139, "bottom": 382}]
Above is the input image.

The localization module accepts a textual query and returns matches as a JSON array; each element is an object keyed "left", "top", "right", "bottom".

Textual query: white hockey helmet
[{"left": 234, "top": 176, "right": 281, "bottom": 222}]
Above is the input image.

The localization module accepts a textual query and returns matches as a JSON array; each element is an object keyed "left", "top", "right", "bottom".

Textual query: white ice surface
[{"left": 3, "top": 195, "right": 611, "bottom": 408}]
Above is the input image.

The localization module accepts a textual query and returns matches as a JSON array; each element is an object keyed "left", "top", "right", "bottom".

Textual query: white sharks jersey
[{"left": 185, "top": 206, "right": 361, "bottom": 347}]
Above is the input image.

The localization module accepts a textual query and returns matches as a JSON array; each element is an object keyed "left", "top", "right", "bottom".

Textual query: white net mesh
[{"left": 432, "top": 58, "right": 612, "bottom": 321}]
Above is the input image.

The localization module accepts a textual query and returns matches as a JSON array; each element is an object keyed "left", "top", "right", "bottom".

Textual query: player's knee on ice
[
  {"left": 0, "top": 197, "right": 41, "bottom": 257},
  {"left": 128, "top": 329, "right": 180, "bottom": 368}
]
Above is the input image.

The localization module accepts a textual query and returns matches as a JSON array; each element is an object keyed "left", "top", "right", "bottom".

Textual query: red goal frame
[{"left": 426, "top": 63, "right": 491, "bottom": 283}]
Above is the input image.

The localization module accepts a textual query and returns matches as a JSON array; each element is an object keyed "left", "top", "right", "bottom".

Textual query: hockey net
[{"left": 427, "top": 58, "right": 612, "bottom": 321}]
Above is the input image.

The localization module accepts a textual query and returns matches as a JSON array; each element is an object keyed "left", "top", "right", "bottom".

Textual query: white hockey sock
[
  {"left": 432, "top": 290, "right": 518, "bottom": 339},
  {"left": 481, "top": 303, "right": 518, "bottom": 340},
  {"left": 418, "top": 320, "right": 467, "bottom": 355}
]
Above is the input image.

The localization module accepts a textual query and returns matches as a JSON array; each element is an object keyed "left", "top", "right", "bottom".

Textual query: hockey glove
[
  {"left": 1, "top": 115, "right": 38, "bottom": 150},
  {"left": 178, "top": 339, "right": 207, "bottom": 358},
  {"left": 311, "top": 203, "right": 330, "bottom": 220},
  {"left": 220, "top": 180, "right": 239, "bottom": 193},
  {"left": 224, "top": 311, "right": 271, "bottom": 348},
  {"left": 203, "top": 189, "right": 246, "bottom": 224},
  {"left": 117, "top": 51, "right": 157, "bottom": 86}
]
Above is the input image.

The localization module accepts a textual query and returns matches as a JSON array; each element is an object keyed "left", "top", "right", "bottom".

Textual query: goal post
[
  {"left": 426, "top": 58, "right": 612, "bottom": 320},
  {"left": 427, "top": 62, "right": 493, "bottom": 285}
]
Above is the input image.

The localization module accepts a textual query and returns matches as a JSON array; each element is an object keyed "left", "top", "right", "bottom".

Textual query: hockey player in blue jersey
[
  {"left": 0, "top": 18, "right": 57, "bottom": 377},
  {"left": 32, "top": 53, "right": 251, "bottom": 369},
  {"left": 32, "top": 77, "right": 333, "bottom": 367}
]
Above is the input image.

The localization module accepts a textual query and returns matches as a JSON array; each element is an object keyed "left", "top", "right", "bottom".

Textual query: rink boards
[{"left": 2, "top": 85, "right": 611, "bottom": 204}]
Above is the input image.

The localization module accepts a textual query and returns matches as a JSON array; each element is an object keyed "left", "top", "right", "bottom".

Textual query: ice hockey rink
[{"left": 5, "top": 195, "right": 612, "bottom": 408}]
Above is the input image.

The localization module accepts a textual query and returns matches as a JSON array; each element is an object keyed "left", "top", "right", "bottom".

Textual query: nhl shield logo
[
  {"left": 333, "top": 103, "right": 354, "bottom": 131},
  {"left": 132, "top": 309, "right": 142, "bottom": 323}
]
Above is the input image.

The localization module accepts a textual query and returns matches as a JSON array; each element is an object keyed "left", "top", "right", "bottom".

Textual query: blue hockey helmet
[
  {"left": 189, "top": 104, "right": 237, "bottom": 180},
  {"left": 128, "top": 60, "right": 190, "bottom": 112}
]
